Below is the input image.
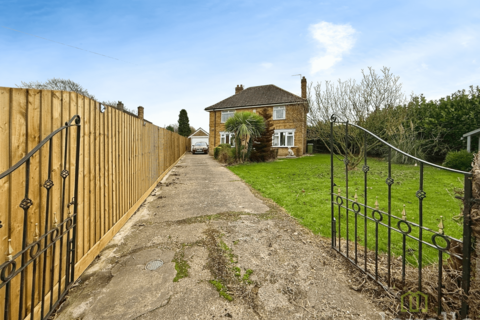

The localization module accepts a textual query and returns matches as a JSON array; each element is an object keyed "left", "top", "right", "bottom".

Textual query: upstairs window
[
  {"left": 272, "top": 129, "right": 295, "bottom": 147},
  {"left": 273, "top": 106, "right": 286, "bottom": 120},
  {"left": 221, "top": 111, "right": 235, "bottom": 123}
]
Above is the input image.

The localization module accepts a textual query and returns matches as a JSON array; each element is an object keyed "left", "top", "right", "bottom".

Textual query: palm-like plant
[{"left": 224, "top": 112, "right": 265, "bottom": 162}]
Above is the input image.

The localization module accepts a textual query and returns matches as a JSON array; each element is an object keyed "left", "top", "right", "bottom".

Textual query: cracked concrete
[{"left": 55, "top": 154, "right": 388, "bottom": 320}]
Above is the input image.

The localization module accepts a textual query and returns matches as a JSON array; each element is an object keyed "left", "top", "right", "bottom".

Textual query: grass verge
[{"left": 229, "top": 154, "right": 465, "bottom": 265}]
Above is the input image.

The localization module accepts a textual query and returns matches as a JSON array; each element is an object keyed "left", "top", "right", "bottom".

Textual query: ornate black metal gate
[
  {"left": 329, "top": 115, "right": 474, "bottom": 318},
  {"left": 0, "top": 115, "right": 80, "bottom": 320}
]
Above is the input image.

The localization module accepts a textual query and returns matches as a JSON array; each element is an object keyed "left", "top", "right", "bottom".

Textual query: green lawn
[{"left": 229, "top": 154, "right": 466, "bottom": 265}]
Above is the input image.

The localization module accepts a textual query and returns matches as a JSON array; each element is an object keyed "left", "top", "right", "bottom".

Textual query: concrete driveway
[{"left": 56, "top": 154, "right": 386, "bottom": 320}]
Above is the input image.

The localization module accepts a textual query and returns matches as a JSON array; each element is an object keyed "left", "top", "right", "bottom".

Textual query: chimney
[
  {"left": 117, "top": 101, "right": 124, "bottom": 111},
  {"left": 301, "top": 76, "right": 307, "bottom": 99},
  {"left": 138, "top": 106, "right": 144, "bottom": 120},
  {"left": 235, "top": 84, "right": 244, "bottom": 94}
]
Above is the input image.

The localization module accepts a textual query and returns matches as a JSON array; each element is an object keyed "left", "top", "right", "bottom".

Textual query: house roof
[
  {"left": 188, "top": 127, "right": 209, "bottom": 138},
  {"left": 204, "top": 85, "right": 306, "bottom": 111}
]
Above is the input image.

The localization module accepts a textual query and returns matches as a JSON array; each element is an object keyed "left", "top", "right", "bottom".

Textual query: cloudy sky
[{"left": 1, "top": 0, "right": 479, "bottom": 131}]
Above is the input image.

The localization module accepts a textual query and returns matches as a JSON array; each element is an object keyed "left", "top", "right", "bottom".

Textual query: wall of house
[
  {"left": 192, "top": 130, "right": 208, "bottom": 137},
  {"left": 208, "top": 104, "right": 307, "bottom": 157}
]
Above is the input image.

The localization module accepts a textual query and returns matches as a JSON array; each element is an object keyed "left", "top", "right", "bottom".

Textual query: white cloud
[
  {"left": 340, "top": 27, "right": 480, "bottom": 100},
  {"left": 309, "top": 21, "right": 356, "bottom": 74},
  {"left": 261, "top": 62, "right": 273, "bottom": 68},
  {"left": 460, "top": 34, "right": 474, "bottom": 47}
]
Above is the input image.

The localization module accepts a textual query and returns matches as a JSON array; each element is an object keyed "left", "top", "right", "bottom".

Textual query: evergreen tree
[
  {"left": 250, "top": 108, "right": 276, "bottom": 162},
  {"left": 178, "top": 109, "right": 191, "bottom": 137},
  {"left": 166, "top": 125, "right": 175, "bottom": 132}
]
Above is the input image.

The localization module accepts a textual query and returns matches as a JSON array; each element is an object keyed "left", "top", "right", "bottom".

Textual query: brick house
[{"left": 204, "top": 77, "right": 308, "bottom": 157}]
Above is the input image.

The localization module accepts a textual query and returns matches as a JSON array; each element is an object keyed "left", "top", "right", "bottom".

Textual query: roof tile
[{"left": 205, "top": 85, "right": 305, "bottom": 111}]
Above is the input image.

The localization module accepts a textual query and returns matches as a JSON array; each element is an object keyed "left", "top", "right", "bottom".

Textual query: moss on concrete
[
  {"left": 172, "top": 250, "right": 190, "bottom": 282},
  {"left": 242, "top": 269, "right": 253, "bottom": 284},
  {"left": 234, "top": 266, "right": 241, "bottom": 278},
  {"left": 219, "top": 240, "right": 236, "bottom": 263},
  {"left": 172, "top": 211, "right": 245, "bottom": 225},
  {"left": 209, "top": 280, "right": 233, "bottom": 301}
]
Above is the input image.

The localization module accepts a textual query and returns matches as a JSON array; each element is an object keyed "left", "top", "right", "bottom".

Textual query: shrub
[
  {"left": 218, "top": 143, "right": 232, "bottom": 149},
  {"left": 214, "top": 147, "right": 221, "bottom": 159},
  {"left": 226, "top": 146, "right": 237, "bottom": 165},
  {"left": 409, "top": 86, "right": 480, "bottom": 161},
  {"left": 218, "top": 149, "right": 229, "bottom": 163},
  {"left": 385, "top": 121, "right": 426, "bottom": 164},
  {"left": 217, "top": 144, "right": 236, "bottom": 164},
  {"left": 442, "top": 150, "right": 474, "bottom": 171}
]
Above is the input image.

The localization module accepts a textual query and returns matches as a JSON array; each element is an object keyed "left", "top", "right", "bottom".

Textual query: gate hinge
[{"left": 67, "top": 197, "right": 75, "bottom": 208}]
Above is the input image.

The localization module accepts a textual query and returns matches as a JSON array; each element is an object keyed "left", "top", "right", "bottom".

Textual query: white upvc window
[
  {"left": 220, "top": 132, "right": 235, "bottom": 147},
  {"left": 272, "top": 106, "right": 286, "bottom": 120},
  {"left": 221, "top": 111, "right": 235, "bottom": 123},
  {"left": 272, "top": 129, "right": 295, "bottom": 147}
]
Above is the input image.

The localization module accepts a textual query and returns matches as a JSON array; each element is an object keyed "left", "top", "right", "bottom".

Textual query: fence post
[
  {"left": 472, "top": 152, "right": 480, "bottom": 291},
  {"left": 138, "top": 106, "right": 144, "bottom": 120},
  {"left": 461, "top": 174, "right": 473, "bottom": 318},
  {"left": 330, "top": 117, "right": 334, "bottom": 248}
]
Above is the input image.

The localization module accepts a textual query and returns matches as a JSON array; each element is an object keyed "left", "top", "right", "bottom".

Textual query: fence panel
[{"left": 0, "top": 87, "right": 188, "bottom": 320}]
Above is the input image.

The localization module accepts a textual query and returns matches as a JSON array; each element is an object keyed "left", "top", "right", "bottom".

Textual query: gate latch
[{"left": 454, "top": 196, "right": 480, "bottom": 204}]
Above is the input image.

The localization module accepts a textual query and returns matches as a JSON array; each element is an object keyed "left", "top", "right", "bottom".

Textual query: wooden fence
[{"left": 0, "top": 87, "right": 189, "bottom": 319}]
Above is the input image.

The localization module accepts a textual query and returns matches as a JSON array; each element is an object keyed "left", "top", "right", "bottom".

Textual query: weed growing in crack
[
  {"left": 219, "top": 240, "right": 236, "bottom": 263},
  {"left": 242, "top": 269, "right": 253, "bottom": 284},
  {"left": 172, "top": 248, "right": 190, "bottom": 282},
  {"left": 209, "top": 280, "right": 233, "bottom": 301},
  {"left": 204, "top": 227, "right": 259, "bottom": 313},
  {"left": 234, "top": 267, "right": 241, "bottom": 278}
]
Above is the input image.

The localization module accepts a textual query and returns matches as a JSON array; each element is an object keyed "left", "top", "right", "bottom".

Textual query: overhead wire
[{"left": 1, "top": 25, "right": 135, "bottom": 64}]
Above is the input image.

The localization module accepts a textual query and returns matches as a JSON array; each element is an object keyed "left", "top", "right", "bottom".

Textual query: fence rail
[{"left": 0, "top": 87, "right": 188, "bottom": 319}]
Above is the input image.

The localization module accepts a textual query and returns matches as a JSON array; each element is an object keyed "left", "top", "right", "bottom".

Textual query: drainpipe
[{"left": 214, "top": 109, "right": 217, "bottom": 150}]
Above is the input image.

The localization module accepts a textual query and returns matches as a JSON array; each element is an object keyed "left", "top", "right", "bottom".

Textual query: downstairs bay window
[
  {"left": 220, "top": 132, "right": 235, "bottom": 147},
  {"left": 272, "top": 129, "right": 295, "bottom": 147}
]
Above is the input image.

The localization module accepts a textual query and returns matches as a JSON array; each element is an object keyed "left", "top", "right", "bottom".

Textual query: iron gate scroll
[
  {"left": 329, "top": 115, "right": 473, "bottom": 318},
  {"left": 0, "top": 116, "right": 80, "bottom": 320}
]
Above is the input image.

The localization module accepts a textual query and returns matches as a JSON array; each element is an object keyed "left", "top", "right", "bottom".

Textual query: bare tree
[
  {"left": 307, "top": 67, "right": 409, "bottom": 169},
  {"left": 17, "top": 78, "right": 96, "bottom": 100},
  {"left": 102, "top": 100, "right": 119, "bottom": 108},
  {"left": 17, "top": 78, "right": 137, "bottom": 115}
]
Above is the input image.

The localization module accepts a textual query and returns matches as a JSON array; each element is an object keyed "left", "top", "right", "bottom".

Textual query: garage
[{"left": 188, "top": 128, "right": 209, "bottom": 151}]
